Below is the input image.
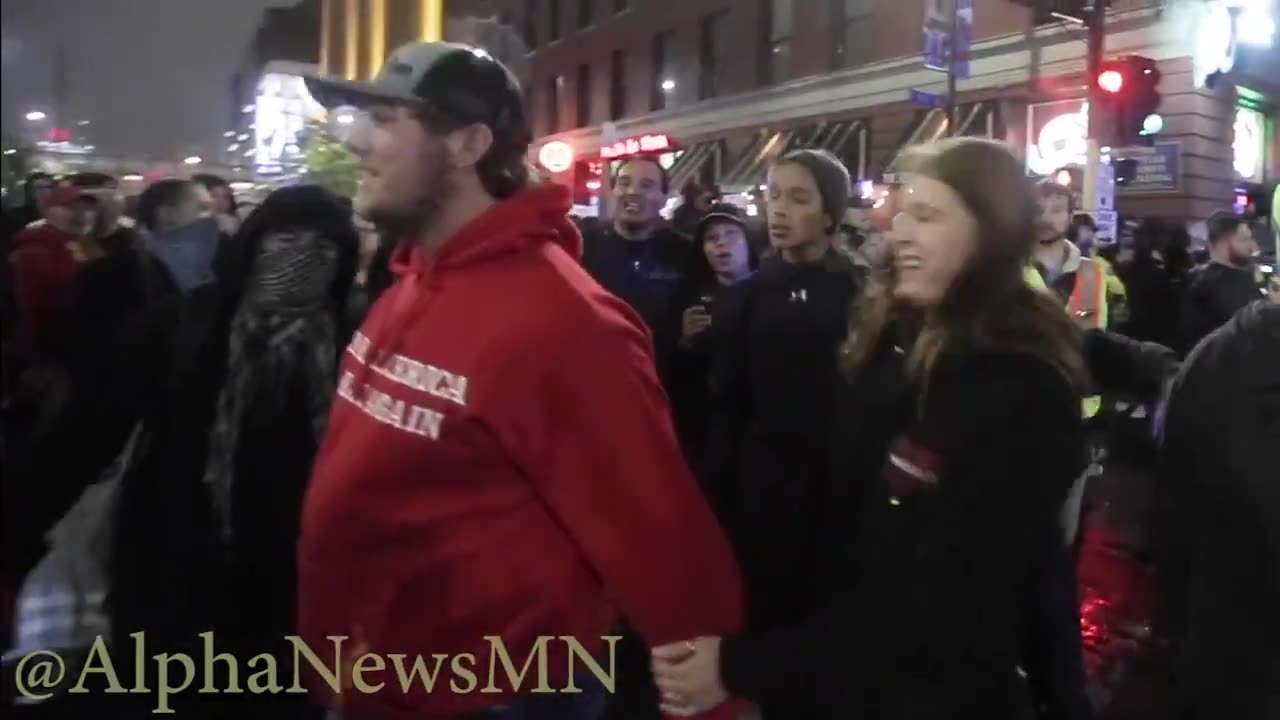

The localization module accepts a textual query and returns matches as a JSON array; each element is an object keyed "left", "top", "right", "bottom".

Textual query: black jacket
[
  {"left": 719, "top": 343, "right": 1087, "bottom": 719},
  {"left": 1178, "top": 263, "right": 1261, "bottom": 356},
  {"left": 581, "top": 224, "right": 689, "bottom": 342},
  {"left": 1160, "top": 301, "right": 1280, "bottom": 718},
  {"left": 661, "top": 278, "right": 740, "bottom": 480},
  {"left": 106, "top": 187, "right": 355, "bottom": 719},
  {"left": 0, "top": 240, "right": 179, "bottom": 586},
  {"left": 706, "top": 249, "right": 864, "bottom": 630}
]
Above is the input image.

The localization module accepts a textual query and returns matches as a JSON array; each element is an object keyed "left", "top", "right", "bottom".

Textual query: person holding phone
[{"left": 664, "top": 203, "right": 757, "bottom": 486}]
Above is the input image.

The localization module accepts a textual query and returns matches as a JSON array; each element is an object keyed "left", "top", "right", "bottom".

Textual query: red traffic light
[{"left": 1098, "top": 70, "right": 1124, "bottom": 93}]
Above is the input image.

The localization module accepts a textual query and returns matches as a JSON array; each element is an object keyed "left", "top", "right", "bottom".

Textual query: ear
[
  {"left": 155, "top": 205, "right": 175, "bottom": 229},
  {"left": 447, "top": 124, "right": 495, "bottom": 170}
]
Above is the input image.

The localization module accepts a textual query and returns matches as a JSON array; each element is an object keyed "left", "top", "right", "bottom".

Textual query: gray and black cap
[{"left": 285, "top": 41, "right": 532, "bottom": 152}]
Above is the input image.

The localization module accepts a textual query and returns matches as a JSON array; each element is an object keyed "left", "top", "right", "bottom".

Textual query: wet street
[{"left": 1078, "top": 449, "right": 1173, "bottom": 718}]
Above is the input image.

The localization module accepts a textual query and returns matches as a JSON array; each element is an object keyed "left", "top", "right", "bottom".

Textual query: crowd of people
[{"left": 1, "top": 40, "right": 1277, "bottom": 720}]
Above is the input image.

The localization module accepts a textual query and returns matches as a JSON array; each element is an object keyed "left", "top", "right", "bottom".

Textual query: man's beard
[
  {"left": 366, "top": 143, "right": 458, "bottom": 242},
  {"left": 1036, "top": 231, "right": 1061, "bottom": 246},
  {"left": 1229, "top": 250, "right": 1254, "bottom": 268}
]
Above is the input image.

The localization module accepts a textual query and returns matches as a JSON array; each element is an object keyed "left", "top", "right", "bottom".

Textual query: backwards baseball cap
[
  {"left": 44, "top": 183, "right": 96, "bottom": 208},
  {"left": 696, "top": 202, "right": 749, "bottom": 241},
  {"left": 294, "top": 41, "right": 531, "bottom": 151}
]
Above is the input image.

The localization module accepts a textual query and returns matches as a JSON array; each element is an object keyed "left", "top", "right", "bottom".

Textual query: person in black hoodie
[
  {"left": 1178, "top": 211, "right": 1261, "bottom": 354},
  {"left": 698, "top": 148, "right": 864, "bottom": 717},
  {"left": 655, "top": 138, "right": 1089, "bottom": 719},
  {"left": 106, "top": 185, "right": 357, "bottom": 719},
  {"left": 1159, "top": 299, "right": 1279, "bottom": 719},
  {"left": 664, "top": 202, "right": 756, "bottom": 485}
]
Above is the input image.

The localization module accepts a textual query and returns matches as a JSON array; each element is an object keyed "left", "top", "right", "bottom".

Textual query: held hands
[
  {"left": 651, "top": 636, "right": 729, "bottom": 717},
  {"left": 680, "top": 306, "right": 712, "bottom": 348}
]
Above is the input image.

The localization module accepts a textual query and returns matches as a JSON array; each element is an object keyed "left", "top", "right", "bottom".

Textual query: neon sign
[
  {"left": 538, "top": 141, "right": 574, "bottom": 173},
  {"left": 600, "top": 133, "right": 674, "bottom": 160},
  {"left": 1027, "top": 102, "right": 1088, "bottom": 177},
  {"left": 1233, "top": 107, "right": 1263, "bottom": 182}
]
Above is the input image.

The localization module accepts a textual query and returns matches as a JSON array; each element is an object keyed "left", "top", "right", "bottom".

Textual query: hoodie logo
[
  {"left": 789, "top": 288, "right": 808, "bottom": 303},
  {"left": 337, "top": 331, "right": 470, "bottom": 441},
  {"left": 883, "top": 435, "right": 943, "bottom": 500}
]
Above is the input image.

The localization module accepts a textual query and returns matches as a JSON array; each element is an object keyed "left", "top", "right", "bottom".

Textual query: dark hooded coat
[{"left": 105, "top": 186, "right": 357, "bottom": 719}]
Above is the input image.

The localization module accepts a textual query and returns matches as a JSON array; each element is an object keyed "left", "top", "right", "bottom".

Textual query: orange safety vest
[{"left": 1067, "top": 258, "right": 1107, "bottom": 330}]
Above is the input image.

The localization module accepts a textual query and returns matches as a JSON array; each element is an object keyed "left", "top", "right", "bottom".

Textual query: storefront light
[
  {"left": 1233, "top": 107, "right": 1263, "bottom": 181},
  {"left": 1229, "top": 0, "right": 1276, "bottom": 46}
]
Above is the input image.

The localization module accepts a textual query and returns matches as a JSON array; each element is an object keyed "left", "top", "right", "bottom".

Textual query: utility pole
[
  {"left": 53, "top": 46, "right": 67, "bottom": 132},
  {"left": 946, "top": 0, "right": 960, "bottom": 135},
  {"left": 1081, "top": 1, "right": 1106, "bottom": 213}
]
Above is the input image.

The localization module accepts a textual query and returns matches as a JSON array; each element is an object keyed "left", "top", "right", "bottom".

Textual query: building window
[
  {"left": 578, "top": 0, "right": 593, "bottom": 28},
  {"left": 614, "top": 0, "right": 628, "bottom": 12},
  {"left": 548, "top": 0, "right": 561, "bottom": 41},
  {"left": 761, "top": 0, "right": 792, "bottom": 84},
  {"left": 576, "top": 64, "right": 592, "bottom": 127},
  {"left": 523, "top": 0, "right": 538, "bottom": 48},
  {"left": 651, "top": 31, "right": 673, "bottom": 111},
  {"left": 547, "top": 75, "right": 561, "bottom": 133},
  {"left": 610, "top": 49, "right": 627, "bottom": 120},
  {"left": 699, "top": 11, "right": 729, "bottom": 100},
  {"left": 833, "top": 0, "right": 873, "bottom": 68}
]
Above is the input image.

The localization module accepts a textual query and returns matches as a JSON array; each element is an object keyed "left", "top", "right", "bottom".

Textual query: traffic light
[{"left": 1094, "top": 55, "right": 1162, "bottom": 147}]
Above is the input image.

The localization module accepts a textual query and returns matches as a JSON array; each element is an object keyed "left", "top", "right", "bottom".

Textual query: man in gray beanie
[
  {"left": 774, "top": 148, "right": 851, "bottom": 240},
  {"left": 687, "top": 144, "right": 865, "bottom": 719}
]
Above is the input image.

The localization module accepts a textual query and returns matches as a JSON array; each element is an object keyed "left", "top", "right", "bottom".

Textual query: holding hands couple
[{"left": 650, "top": 636, "right": 731, "bottom": 717}]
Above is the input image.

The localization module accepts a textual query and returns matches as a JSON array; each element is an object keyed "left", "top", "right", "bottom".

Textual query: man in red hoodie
[{"left": 294, "top": 43, "right": 744, "bottom": 720}]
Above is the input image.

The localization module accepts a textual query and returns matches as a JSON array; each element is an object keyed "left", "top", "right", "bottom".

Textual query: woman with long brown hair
[{"left": 652, "top": 137, "right": 1091, "bottom": 718}]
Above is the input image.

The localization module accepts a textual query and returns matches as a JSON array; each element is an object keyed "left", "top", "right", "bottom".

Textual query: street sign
[
  {"left": 1093, "top": 209, "right": 1118, "bottom": 242},
  {"left": 1113, "top": 142, "right": 1181, "bottom": 194},
  {"left": 954, "top": 0, "right": 974, "bottom": 80},
  {"left": 1095, "top": 161, "right": 1115, "bottom": 212},
  {"left": 922, "top": 0, "right": 974, "bottom": 79},
  {"left": 909, "top": 89, "right": 946, "bottom": 109},
  {"left": 923, "top": 0, "right": 951, "bottom": 71}
]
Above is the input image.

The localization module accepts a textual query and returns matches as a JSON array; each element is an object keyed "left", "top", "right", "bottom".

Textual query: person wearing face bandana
[{"left": 106, "top": 185, "right": 357, "bottom": 720}]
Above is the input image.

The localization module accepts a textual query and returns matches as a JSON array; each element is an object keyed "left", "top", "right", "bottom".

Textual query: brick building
[
  {"left": 309, "top": 1, "right": 1276, "bottom": 229},
  {"left": 505, "top": 0, "right": 1276, "bottom": 226}
]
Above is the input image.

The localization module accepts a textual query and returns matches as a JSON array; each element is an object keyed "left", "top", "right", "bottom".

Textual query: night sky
[{"left": 2, "top": 0, "right": 297, "bottom": 161}]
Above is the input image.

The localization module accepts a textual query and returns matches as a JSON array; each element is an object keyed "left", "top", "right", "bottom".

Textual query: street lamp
[
  {"left": 660, "top": 79, "right": 676, "bottom": 92},
  {"left": 184, "top": 156, "right": 203, "bottom": 165},
  {"left": 25, "top": 111, "right": 47, "bottom": 121}
]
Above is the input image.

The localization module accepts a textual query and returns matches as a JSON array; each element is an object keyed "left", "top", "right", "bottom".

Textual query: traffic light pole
[
  {"left": 946, "top": 0, "right": 959, "bottom": 135},
  {"left": 1082, "top": 2, "right": 1106, "bottom": 214}
]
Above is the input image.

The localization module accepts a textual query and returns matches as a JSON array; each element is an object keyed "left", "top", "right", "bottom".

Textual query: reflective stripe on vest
[{"left": 1068, "top": 259, "right": 1107, "bottom": 330}]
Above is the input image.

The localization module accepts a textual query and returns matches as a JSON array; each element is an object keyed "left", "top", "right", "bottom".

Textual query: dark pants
[
  {"left": 332, "top": 678, "right": 607, "bottom": 720},
  {"left": 1023, "top": 527, "right": 1092, "bottom": 720},
  {"left": 463, "top": 681, "right": 608, "bottom": 720}
]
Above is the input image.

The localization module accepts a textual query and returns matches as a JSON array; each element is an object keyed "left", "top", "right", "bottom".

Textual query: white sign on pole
[{"left": 1096, "top": 161, "right": 1115, "bottom": 212}]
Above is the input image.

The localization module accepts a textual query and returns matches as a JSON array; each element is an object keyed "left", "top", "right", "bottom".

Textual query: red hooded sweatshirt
[
  {"left": 9, "top": 223, "right": 95, "bottom": 363},
  {"left": 298, "top": 185, "right": 744, "bottom": 719}
]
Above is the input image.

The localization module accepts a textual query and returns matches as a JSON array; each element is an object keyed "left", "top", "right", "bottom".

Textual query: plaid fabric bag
[{"left": 4, "top": 426, "right": 141, "bottom": 669}]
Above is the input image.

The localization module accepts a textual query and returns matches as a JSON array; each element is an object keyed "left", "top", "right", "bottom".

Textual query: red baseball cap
[{"left": 43, "top": 183, "right": 95, "bottom": 208}]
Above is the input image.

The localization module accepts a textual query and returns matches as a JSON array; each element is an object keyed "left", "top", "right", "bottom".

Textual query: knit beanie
[{"left": 778, "top": 148, "right": 851, "bottom": 234}]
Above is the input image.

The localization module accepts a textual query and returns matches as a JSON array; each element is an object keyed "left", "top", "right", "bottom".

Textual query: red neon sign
[{"left": 599, "top": 133, "right": 673, "bottom": 160}]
